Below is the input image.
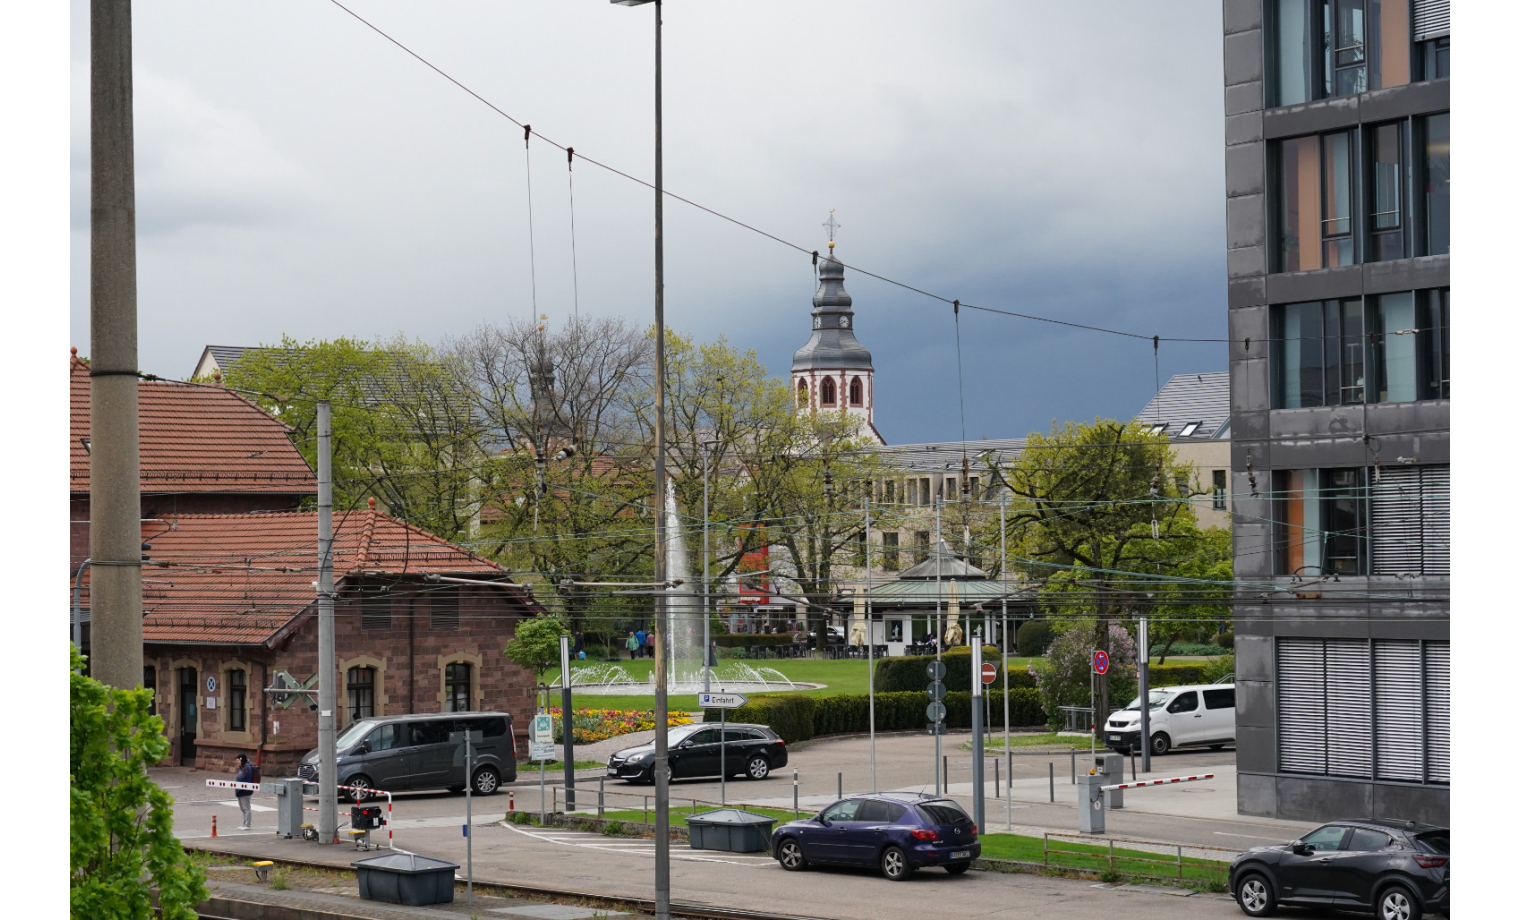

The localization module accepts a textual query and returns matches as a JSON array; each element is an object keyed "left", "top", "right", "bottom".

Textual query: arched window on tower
[
  {"left": 849, "top": 377, "right": 863, "bottom": 406},
  {"left": 796, "top": 379, "right": 809, "bottom": 408},
  {"left": 820, "top": 377, "right": 837, "bottom": 407}
]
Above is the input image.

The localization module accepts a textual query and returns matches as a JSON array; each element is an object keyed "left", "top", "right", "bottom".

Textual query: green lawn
[
  {"left": 974, "top": 732, "right": 1080, "bottom": 750},
  {"left": 544, "top": 656, "right": 1043, "bottom": 715},
  {"left": 978, "top": 833, "right": 1228, "bottom": 883}
]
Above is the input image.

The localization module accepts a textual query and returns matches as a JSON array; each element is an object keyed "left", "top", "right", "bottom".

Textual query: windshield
[
  {"left": 1415, "top": 831, "right": 1450, "bottom": 855},
  {"left": 1123, "top": 691, "right": 1173, "bottom": 711},
  {"left": 336, "top": 719, "right": 379, "bottom": 751},
  {"left": 667, "top": 724, "right": 705, "bottom": 744}
]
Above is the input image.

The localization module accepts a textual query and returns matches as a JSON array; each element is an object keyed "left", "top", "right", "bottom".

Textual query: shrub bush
[
  {"left": 1034, "top": 624, "right": 1137, "bottom": 729},
  {"left": 872, "top": 646, "right": 1025, "bottom": 693},
  {"left": 703, "top": 693, "right": 817, "bottom": 743},
  {"left": 713, "top": 634, "right": 796, "bottom": 649},
  {"left": 705, "top": 688, "right": 1047, "bottom": 735},
  {"left": 1216, "top": 630, "right": 1234, "bottom": 650},
  {"left": 1145, "top": 662, "right": 1213, "bottom": 687},
  {"left": 1017, "top": 619, "right": 1057, "bottom": 657},
  {"left": 1200, "top": 655, "right": 1235, "bottom": 685}
]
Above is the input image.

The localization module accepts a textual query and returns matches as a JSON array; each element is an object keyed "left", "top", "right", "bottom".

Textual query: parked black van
[{"left": 299, "top": 712, "right": 516, "bottom": 800}]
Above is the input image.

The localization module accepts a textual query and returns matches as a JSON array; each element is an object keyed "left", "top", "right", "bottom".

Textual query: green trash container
[{"left": 685, "top": 809, "right": 776, "bottom": 853}]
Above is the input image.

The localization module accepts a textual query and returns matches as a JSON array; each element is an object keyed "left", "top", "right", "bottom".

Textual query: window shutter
[
  {"left": 1326, "top": 640, "right": 1372, "bottom": 778},
  {"left": 362, "top": 590, "right": 392, "bottom": 630},
  {"left": 1413, "top": 0, "right": 1451, "bottom": 41},
  {"left": 1277, "top": 639, "right": 1327, "bottom": 775},
  {"left": 1421, "top": 466, "right": 1451, "bottom": 575},
  {"left": 1374, "top": 641, "right": 1425, "bottom": 781},
  {"left": 1424, "top": 642, "right": 1450, "bottom": 783},
  {"left": 1371, "top": 467, "right": 1423, "bottom": 575}
]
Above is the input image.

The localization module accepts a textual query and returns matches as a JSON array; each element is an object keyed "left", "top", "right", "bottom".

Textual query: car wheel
[
  {"left": 777, "top": 838, "right": 808, "bottom": 871},
  {"left": 1376, "top": 884, "right": 1422, "bottom": 920},
  {"left": 1150, "top": 733, "right": 1171, "bottom": 756},
  {"left": 880, "top": 845, "right": 914, "bottom": 881},
  {"left": 344, "top": 775, "right": 375, "bottom": 804},
  {"left": 945, "top": 863, "right": 970, "bottom": 875},
  {"left": 746, "top": 756, "right": 771, "bottom": 780},
  {"left": 471, "top": 766, "right": 500, "bottom": 796},
  {"left": 1235, "top": 872, "right": 1276, "bottom": 917}
]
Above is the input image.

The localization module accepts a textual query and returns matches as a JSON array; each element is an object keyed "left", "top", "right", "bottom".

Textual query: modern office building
[{"left": 1222, "top": 0, "right": 1449, "bottom": 822}]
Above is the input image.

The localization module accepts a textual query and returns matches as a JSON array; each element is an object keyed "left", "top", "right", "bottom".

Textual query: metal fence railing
[
  {"left": 1058, "top": 705, "right": 1094, "bottom": 733},
  {"left": 1042, "top": 831, "right": 1233, "bottom": 883}
]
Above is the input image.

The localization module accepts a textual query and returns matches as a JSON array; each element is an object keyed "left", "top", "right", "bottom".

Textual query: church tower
[{"left": 791, "top": 213, "right": 884, "bottom": 444}]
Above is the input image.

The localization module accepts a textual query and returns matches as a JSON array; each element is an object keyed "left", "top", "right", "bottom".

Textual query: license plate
[
  {"left": 1107, "top": 734, "right": 1121, "bottom": 742},
  {"left": 951, "top": 850, "right": 970, "bottom": 859},
  {"left": 607, "top": 767, "right": 619, "bottom": 775}
]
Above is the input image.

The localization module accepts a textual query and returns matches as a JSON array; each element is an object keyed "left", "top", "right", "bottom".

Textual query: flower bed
[{"left": 548, "top": 708, "right": 693, "bottom": 744}]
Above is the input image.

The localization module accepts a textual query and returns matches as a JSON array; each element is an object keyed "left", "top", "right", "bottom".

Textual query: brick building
[{"left": 78, "top": 505, "right": 544, "bottom": 772}]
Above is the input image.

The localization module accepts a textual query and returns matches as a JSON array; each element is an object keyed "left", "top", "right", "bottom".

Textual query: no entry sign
[
  {"left": 1092, "top": 650, "right": 1110, "bottom": 675},
  {"left": 980, "top": 662, "right": 997, "bottom": 685}
]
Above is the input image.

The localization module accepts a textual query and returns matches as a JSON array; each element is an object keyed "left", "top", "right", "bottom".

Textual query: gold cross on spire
[{"left": 823, "top": 209, "right": 841, "bottom": 248}]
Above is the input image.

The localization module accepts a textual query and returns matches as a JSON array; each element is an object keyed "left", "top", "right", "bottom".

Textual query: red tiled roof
[
  {"left": 69, "top": 354, "right": 317, "bottom": 495},
  {"left": 78, "top": 510, "right": 534, "bottom": 646}
]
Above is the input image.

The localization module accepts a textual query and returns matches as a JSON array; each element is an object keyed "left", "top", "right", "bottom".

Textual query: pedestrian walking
[
  {"left": 625, "top": 631, "right": 639, "bottom": 660},
  {"left": 635, "top": 628, "right": 646, "bottom": 659},
  {"left": 233, "top": 753, "right": 260, "bottom": 829},
  {"left": 645, "top": 630, "right": 656, "bottom": 658}
]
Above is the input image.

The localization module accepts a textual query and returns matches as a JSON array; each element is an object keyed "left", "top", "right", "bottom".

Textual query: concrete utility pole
[
  {"left": 317, "top": 401, "right": 337, "bottom": 843},
  {"left": 610, "top": 3, "right": 671, "bottom": 916},
  {"left": 934, "top": 498, "right": 943, "bottom": 795},
  {"left": 865, "top": 491, "right": 875, "bottom": 792},
  {"left": 89, "top": 0, "right": 143, "bottom": 690}
]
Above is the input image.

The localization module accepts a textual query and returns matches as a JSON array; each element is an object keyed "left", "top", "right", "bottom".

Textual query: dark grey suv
[
  {"left": 608, "top": 722, "right": 787, "bottom": 783},
  {"left": 1229, "top": 818, "right": 1449, "bottom": 918},
  {"left": 299, "top": 712, "right": 516, "bottom": 800}
]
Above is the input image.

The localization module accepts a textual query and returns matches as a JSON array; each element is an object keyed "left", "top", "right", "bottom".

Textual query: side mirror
[
  {"left": 817, "top": 817, "right": 831, "bottom": 827},
  {"left": 1291, "top": 843, "right": 1309, "bottom": 855},
  {"left": 355, "top": 740, "right": 370, "bottom": 755}
]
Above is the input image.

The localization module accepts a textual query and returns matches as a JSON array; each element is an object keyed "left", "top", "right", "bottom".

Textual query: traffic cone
[{"left": 212, "top": 815, "right": 218, "bottom": 838}]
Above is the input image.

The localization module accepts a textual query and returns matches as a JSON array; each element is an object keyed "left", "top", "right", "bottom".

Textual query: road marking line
[
  {"left": 219, "top": 801, "right": 276, "bottom": 812},
  {"left": 1214, "top": 832, "right": 1281, "bottom": 839}
]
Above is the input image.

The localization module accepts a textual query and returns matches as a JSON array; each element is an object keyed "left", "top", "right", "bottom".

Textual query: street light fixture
[{"left": 610, "top": 3, "right": 670, "bottom": 918}]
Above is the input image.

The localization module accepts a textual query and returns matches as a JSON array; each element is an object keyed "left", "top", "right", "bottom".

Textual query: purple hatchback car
[{"left": 771, "top": 792, "right": 980, "bottom": 881}]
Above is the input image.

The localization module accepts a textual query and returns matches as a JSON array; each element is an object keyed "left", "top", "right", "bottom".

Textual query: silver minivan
[
  {"left": 1103, "top": 684, "right": 1235, "bottom": 755},
  {"left": 299, "top": 711, "right": 517, "bottom": 799}
]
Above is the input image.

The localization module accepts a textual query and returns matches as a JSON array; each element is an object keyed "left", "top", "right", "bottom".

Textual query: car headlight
[{"left": 629, "top": 752, "right": 653, "bottom": 763}]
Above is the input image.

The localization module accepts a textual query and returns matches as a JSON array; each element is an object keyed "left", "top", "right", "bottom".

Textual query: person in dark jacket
[
  {"left": 635, "top": 628, "right": 647, "bottom": 659},
  {"left": 233, "top": 754, "right": 259, "bottom": 829}
]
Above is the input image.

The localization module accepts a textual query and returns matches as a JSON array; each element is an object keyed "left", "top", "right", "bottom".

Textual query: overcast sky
[{"left": 70, "top": 0, "right": 1228, "bottom": 444}]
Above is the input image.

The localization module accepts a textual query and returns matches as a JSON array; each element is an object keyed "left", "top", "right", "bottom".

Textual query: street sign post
[
  {"left": 449, "top": 730, "right": 483, "bottom": 906},
  {"left": 531, "top": 712, "right": 554, "bottom": 821},
  {"left": 926, "top": 680, "right": 946, "bottom": 701},
  {"left": 1089, "top": 650, "right": 1110, "bottom": 759},
  {"left": 698, "top": 691, "right": 748, "bottom": 804},
  {"left": 926, "top": 660, "right": 946, "bottom": 680},
  {"left": 926, "top": 660, "right": 947, "bottom": 744},
  {"left": 1092, "top": 650, "right": 1110, "bottom": 674}
]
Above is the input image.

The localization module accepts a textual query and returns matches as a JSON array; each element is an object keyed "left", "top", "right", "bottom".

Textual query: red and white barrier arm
[
  {"left": 205, "top": 779, "right": 263, "bottom": 792},
  {"left": 205, "top": 779, "right": 394, "bottom": 849},
  {"left": 1101, "top": 773, "right": 1215, "bottom": 792}
]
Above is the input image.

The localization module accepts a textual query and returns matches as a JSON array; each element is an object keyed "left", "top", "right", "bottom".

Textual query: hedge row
[
  {"left": 703, "top": 689, "right": 1047, "bottom": 742},
  {"left": 1143, "top": 663, "right": 1214, "bottom": 687},
  {"left": 873, "top": 646, "right": 1036, "bottom": 693},
  {"left": 713, "top": 634, "right": 797, "bottom": 649}
]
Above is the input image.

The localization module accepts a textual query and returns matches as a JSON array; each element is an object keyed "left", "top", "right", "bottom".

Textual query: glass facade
[
  {"left": 1422, "top": 113, "right": 1450, "bottom": 255},
  {"left": 1276, "top": 468, "right": 1368, "bottom": 576},
  {"left": 1369, "top": 122, "right": 1404, "bottom": 262},
  {"left": 1273, "top": 289, "right": 1449, "bottom": 408},
  {"left": 1271, "top": 0, "right": 1414, "bottom": 106}
]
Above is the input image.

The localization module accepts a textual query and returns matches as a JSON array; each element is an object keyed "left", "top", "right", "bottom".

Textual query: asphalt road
[{"left": 164, "top": 731, "right": 1352, "bottom": 920}]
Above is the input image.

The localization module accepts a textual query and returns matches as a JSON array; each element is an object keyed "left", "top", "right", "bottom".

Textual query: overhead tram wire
[
  {"left": 568, "top": 147, "right": 580, "bottom": 317},
  {"left": 320, "top": 0, "right": 1245, "bottom": 347}
]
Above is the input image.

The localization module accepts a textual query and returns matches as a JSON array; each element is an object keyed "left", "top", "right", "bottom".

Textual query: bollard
[
  {"left": 1131, "top": 748, "right": 1137, "bottom": 781},
  {"left": 1049, "top": 762, "right": 1054, "bottom": 803},
  {"left": 943, "top": 756, "right": 948, "bottom": 791},
  {"left": 509, "top": 790, "right": 515, "bottom": 812},
  {"left": 598, "top": 776, "right": 605, "bottom": 819},
  {"left": 212, "top": 814, "right": 218, "bottom": 838},
  {"left": 837, "top": 772, "right": 842, "bottom": 801},
  {"left": 793, "top": 769, "right": 799, "bottom": 819},
  {"left": 994, "top": 757, "right": 1000, "bottom": 799},
  {"left": 1070, "top": 748, "right": 1076, "bottom": 784}
]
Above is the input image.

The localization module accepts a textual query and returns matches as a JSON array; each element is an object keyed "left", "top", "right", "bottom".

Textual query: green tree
[
  {"left": 983, "top": 418, "right": 1214, "bottom": 726},
  {"left": 71, "top": 647, "right": 207, "bottom": 919},
  {"left": 504, "top": 615, "right": 568, "bottom": 697},
  {"left": 227, "top": 335, "right": 493, "bottom": 541}
]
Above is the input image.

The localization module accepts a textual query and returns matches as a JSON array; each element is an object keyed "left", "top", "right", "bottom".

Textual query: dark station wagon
[{"left": 607, "top": 722, "right": 787, "bottom": 783}]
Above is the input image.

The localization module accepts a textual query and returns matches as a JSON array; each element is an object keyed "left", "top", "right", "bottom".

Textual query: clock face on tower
[
  {"left": 813, "top": 316, "right": 822, "bottom": 329},
  {"left": 840, "top": 316, "right": 851, "bottom": 328}
]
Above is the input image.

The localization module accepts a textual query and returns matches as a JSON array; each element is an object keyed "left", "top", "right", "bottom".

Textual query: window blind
[{"left": 1413, "top": 0, "right": 1451, "bottom": 42}]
